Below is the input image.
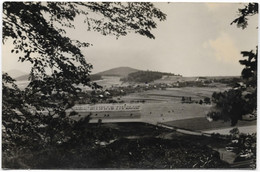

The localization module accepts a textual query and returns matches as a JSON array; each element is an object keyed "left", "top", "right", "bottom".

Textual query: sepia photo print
[{"left": 2, "top": 1, "right": 258, "bottom": 169}]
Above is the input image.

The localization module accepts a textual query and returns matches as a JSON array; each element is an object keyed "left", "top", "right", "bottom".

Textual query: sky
[{"left": 2, "top": 2, "right": 258, "bottom": 77}]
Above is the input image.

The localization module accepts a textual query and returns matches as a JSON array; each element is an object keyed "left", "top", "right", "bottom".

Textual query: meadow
[{"left": 118, "top": 85, "right": 228, "bottom": 124}]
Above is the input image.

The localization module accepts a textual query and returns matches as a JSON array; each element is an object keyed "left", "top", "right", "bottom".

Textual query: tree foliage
[
  {"left": 211, "top": 90, "right": 247, "bottom": 126},
  {"left": 208, "top": 3, "right": 258, "bottom": 125},
  {"left": 2, "top": 2, "right": 166, "bottom": 162},
  {"left": 231, "top": 3, "right": 258, "bottom": 29},
  {"left": 239, "top": 49, "right": 257, "bottom": 88},
  {"left": 3, "top": 2, "right": 166, "bottom": 112}
]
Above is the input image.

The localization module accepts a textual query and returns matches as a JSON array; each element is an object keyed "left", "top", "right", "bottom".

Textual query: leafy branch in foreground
[
  {"left": 3, "top": 2, "right": 166, "bottom": 113},
  {"left": 231, "top": 3, "right": 258, "bottom": 29},
  {"left": 208, "top": 3, "right": 257, "bottom": 126},
  {"left": 2, "top": 1, "right": 166, "bottom": 163}
]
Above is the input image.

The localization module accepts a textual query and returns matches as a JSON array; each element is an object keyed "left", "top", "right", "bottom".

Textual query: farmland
[
  {"left": 78, "top": 75, "right": 256, "bottom": 138},
  {"left": 118, "top": 85, "right": 230, "bottom": 125}
]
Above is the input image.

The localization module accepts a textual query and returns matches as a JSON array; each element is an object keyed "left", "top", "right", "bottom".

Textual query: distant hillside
[
  {"left": 96, "top": 67, "right": 139, "bottom": 77},
  {"left": 6, "top": 70, "right": 27, "bottom": 78},
  {"left": 89, "top": 74, "right": 102, "bottom": 81},
  {"left": 121, "top": 70, "right": 177, "bottom": 83},
  {"left": 16, "top": 74, "right": 30, "bottom": 81},
  {"left": 16, "top": 74, "right": 103, "bottom": 82}
]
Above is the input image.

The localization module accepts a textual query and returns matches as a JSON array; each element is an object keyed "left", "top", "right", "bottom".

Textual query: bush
[
  {"left": 210, "top": 89, "right": 248, "bottom": 126},
  {"left": 207, "top": 111, "right": 222, "bottom": 121},
  {"left": 204, "top": 97, "right": 211, "bottom": 104}
]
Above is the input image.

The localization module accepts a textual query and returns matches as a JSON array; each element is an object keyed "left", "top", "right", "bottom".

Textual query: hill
[
  {"left": 121, "top": 70, "right": 177, "bottom": 83},
  {"left": 96, "top": 67, "right": 139, "bottom": 77},
  {"left": 15, "top": 74, "right": 30, "bottom": 81},
  {"left": 15, "top": 74, "right": 102, "bottom": 82},
  {"left": 6, "top": 70, "right": 27, "bottom": 79}
]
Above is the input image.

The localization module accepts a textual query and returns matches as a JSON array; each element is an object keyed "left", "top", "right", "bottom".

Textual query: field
[
  {"left": 84, "top": 87, "right": 219, "bottom": 124},
  {"left": 121, "top": 85, "right": 231, "bottom": 102},
  {"left": 118, "top": 85, "right": 229, "bottom": 125},
  {"left": 105, "top": 83, "right": 255, "bottom": 134},
  {"left": 95, "top": 76, "right": 127, "bottom": 88}
]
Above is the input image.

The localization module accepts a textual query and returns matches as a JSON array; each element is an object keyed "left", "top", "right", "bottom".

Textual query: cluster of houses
[{"left": 76, "top": 77, "right": 219, "bottom": 104}]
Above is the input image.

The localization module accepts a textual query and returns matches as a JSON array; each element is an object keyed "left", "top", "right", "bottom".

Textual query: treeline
[
  {"left": 89, "top": 74, "right": 102, "bottom": 81},
  {"left": 120, "top": 71, "right": 177, "bottom": 83},
  {"left": 211, "top": 77, "right": 242, "bottom": 87}
]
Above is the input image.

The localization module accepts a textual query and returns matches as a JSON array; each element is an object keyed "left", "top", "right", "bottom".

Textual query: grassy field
[
  {"left": 121, "top": 85, "right": 231, "bottom": 103},
  {"left": 140, "top": 102, "right": 211, "bottom": 124},
  {"left": 95, "top": 76, "right": 128, "bottom": 88},
  {"left": 119, "top": 86, "right": 225, "bottom": 124},
  {"left": 80, "top": 84, "right": 233, "bottom": 125}
]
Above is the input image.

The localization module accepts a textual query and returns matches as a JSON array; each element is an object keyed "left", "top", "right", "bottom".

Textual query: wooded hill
[
  {"left": 96, "top": 67, "right": 139, "bottom": 77},
  {"left": 120, "top": 70, "right": 178, "bottom": 83}
]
